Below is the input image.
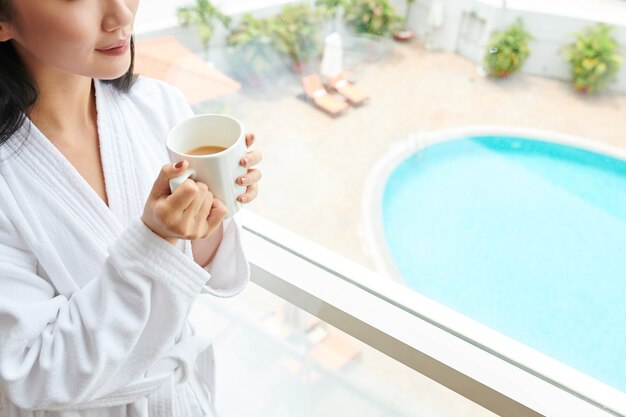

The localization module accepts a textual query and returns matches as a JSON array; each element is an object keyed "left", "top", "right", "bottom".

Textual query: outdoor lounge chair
[
  {"left": 301, "top": 73, "right": 349, "bottom": 116},
  {"left": 327, "top": 73, "right": 369, "bottom": 106}
]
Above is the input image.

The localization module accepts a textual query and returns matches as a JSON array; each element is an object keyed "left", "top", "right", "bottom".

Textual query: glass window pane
[
  {"left": 135, "top": 0, "right": 626, "bottom": 411},
  {"left": 190, "top": 283, "right": 498, "bottom": 417}
]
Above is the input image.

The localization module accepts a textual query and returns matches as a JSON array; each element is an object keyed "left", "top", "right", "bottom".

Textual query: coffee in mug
[
  {"left": 166, "top": 114, "right": 247, "bottom": 218},
  {"left": 185, "top": 145, "right": 227, "bottom": 156}
]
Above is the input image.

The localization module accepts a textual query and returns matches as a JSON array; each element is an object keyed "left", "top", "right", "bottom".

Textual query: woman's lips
[{"left": 96, "top": 38, "right": 130, "bottom": 56}]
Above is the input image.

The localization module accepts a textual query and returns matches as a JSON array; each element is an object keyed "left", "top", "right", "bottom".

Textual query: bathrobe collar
[{"left": 9, "top": 79, "right": 144, "bottom": 240}]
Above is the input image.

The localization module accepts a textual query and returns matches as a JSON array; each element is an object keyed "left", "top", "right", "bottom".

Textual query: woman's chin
[
  {"left": 96, "top": 65, "right": 132, "bottom": 81},
  {"left": 93, "top": 54, "right": 133, "bottom": 80}
]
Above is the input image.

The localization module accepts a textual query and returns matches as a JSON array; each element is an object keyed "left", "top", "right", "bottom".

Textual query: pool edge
[{"left": 361, "top": 124, "right": 626, "bottom": 416}]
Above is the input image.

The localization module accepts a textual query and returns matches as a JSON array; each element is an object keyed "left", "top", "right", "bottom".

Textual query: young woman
[{"left": 0, "top": 1, "right": 262, "bottom": 416}]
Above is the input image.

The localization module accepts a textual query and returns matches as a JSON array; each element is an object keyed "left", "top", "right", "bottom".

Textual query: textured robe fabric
[{"left": 0, "top": 77, "right": 250, "bottom": 416}]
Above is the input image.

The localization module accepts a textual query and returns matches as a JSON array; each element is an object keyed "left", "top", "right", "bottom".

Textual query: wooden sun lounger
[
  {"left": 301, "top": 73, "right": 349, "bottom": 116},
  {"left": 328, "top": 73, "right": 369, "bottom": 106}
]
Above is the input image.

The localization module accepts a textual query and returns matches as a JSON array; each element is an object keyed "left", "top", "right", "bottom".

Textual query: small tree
[
  {"left": 483, "top": 20, "right": 532, "bottom": 78},
  {"left": 177, "top": 0, "right": 231, "bottom": 60},
  {"left": 563, "top": 23, "right": 623, "bottom": 94},
  {"left": 272, "top": 4, "right": 323, "bottom": 72},
  {"left": 343, "top": 0, "right": 401, "bottom": 37}
]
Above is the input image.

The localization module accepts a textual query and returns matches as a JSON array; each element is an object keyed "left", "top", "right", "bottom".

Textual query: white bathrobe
[{"left": 0, "top": 77, "right": 250, "bottom": 417}]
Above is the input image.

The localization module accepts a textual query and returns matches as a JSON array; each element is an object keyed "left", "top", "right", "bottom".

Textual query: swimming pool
[{"left": 376, "top": 130, "right": 626, "bottom": 397}]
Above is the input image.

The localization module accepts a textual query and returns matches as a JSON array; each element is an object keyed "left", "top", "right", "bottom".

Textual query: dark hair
[{"left": 0, "top": 1, "right": 137, "bottom": 148}]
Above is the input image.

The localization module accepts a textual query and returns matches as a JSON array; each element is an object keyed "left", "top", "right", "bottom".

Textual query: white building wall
[{"left": 401, "top": 0, "right": 626, "bottom": 92}]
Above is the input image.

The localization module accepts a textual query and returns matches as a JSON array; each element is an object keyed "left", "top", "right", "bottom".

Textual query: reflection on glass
[{"left": 190, "top": 283, "right": 496, "bottom": 417}]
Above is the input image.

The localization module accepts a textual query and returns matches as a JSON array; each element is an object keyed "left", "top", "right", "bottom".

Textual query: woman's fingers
[
  {"left": 245, "top": 132, "right": 255, "bottom": 148},
  {"left": 195, "top": 195, "right": 213, "bottom": 222},
  {"left": 238, "top": 183, "right": 258, "bottom": 204},
  {"left": 143, "top": 163, "right": 229, "bottom": 243},
  {"left": 166, "top": 179, "right": 200, "bottom": 211},
  {"left": 183, "top": 182, "right": 210, "bottom": 219},
  {"left": 237, "top": 168, "right": 262, "bottom": 186},
  {"left": 150, "top": 161, "right": 188, "bottom": 198},
  {"left": 239, "top": 133, "right": 261, "bottom": 205},
  {"left": 207, "top": 198, "right": 228, "bottom": 230},
  {"left": 240, "top": 150, "right": 262, "bottom": 168}
]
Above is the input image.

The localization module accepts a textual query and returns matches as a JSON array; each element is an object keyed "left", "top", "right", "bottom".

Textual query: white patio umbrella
[{"left": 320, "top": 32, "right": 343, "bottom": 79}]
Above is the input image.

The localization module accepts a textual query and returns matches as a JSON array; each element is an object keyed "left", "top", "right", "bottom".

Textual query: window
[{"left": 135, "top": 1, "right": 626, "bottom": 415}]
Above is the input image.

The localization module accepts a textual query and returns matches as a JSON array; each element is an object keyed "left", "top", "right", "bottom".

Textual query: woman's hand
[
  {"left": 141, "top": 161, "right": 228, "bottom": 245},
  {"left": 236, "top": 133, "right": 262, "bottom": 204}
]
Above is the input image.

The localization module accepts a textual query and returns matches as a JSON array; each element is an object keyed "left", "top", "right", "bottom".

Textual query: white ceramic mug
[{"left": 166, "top": 114, "right": 247, "bottom": 218}]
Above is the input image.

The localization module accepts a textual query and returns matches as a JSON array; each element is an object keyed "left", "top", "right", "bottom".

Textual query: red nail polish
[{"left": 175, "top": 161, "right": 183, "bottom": 169}]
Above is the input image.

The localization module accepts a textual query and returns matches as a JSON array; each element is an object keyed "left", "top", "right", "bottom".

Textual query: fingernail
[
  {"left": 174, "top": 161, "right": 184, "bottom": 169},
  {"left": 239, "top": 196, "right": 247, "bottom": 203},
  {"left": 241, "top": 158, "right": 249, "bottom": 166},
  {"left": 239, "top": 176, "right": 247, "bottom": 185}
]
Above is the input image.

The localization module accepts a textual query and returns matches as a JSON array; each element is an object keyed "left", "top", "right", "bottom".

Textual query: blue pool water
[{"left": 382, "top": 136, "right": 626, "bottom": 392}]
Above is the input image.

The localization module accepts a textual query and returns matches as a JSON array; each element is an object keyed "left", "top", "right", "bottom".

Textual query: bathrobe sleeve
[
  {"left": 200, "top": 217, "right": 250, "bottom": 297},
  {"left": 0, "top": 209, "right": 211, "bottom": 411}
]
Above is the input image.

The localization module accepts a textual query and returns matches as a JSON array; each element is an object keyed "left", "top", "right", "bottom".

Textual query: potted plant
[
  {"left": 563, "top": 23, "right": 623, "bottom": 94},
  {"left": 226, "top": 14, "right": 280, "bottom": 85},
  {"left": 177, "top": 0, "right": 231, "bottom": 60},
  {"left": 483, "top": 19, "right": 531, "bottom": 78},
  {"left": 316, "top": 0, "right": 345, "bottom": 32},
  {"left": 392, "top": 0, "right": 416, "bottom": 42},
  {"left": 271, "top": 4, "right": 323, "bottom": 73},
  {"left": 343, "top": 0, "right": 402, "bottom": 37}
]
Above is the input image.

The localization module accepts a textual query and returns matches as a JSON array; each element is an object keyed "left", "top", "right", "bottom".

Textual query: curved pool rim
[{"left": 361, "top": 125, "right": 626, "bottom": 416}]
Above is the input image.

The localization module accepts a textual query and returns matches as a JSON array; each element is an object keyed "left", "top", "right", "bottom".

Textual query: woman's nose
[{"left": 101, "top": 0, "right": 134, "bottom": 33}]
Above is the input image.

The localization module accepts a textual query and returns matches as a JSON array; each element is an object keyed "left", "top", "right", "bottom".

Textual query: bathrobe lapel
[
  {"left": 0, "top": 80, "right": 153, "bottom": 296},
  {"left": 94, "top": 79, "right": 151, "bottom": 227}
]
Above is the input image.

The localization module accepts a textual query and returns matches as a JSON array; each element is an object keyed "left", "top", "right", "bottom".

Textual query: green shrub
[
  {"left": 343, "top": 0, "right": 401, "bottom": 36},
  {"left": 563, "top": 23, "right": 623, "bottom": 94},
  {"left": 483, "top": 20, "right": 531, "bottom": 78},
  {"left": 271, "top": 4, "right": 324, "bottom": 69},
  {"left": 226, "top": 5, "right": 323, "bottom": 75}
]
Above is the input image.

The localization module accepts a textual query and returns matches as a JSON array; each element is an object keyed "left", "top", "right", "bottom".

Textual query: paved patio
[{"left": 208, "top": 39, "right": 626, "bottom": 271}]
